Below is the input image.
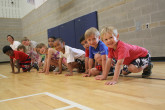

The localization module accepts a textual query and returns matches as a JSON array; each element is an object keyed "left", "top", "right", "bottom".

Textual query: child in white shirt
[{"left": 54, "top": 38, "right": 85, "bottom": 76}]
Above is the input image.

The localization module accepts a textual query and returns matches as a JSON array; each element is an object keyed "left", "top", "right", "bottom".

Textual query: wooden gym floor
[{"left": 0, "top": 62, "right": 165, "bottom": 110}]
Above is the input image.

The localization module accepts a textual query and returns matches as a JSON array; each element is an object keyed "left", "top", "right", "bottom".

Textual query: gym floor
[{"left": 0, "top": 62, "right": 165, "bottom": 110}]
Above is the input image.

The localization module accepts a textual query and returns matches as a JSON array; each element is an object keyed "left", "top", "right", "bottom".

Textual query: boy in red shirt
[
  {"left": 95, "top": 27, "right": 153, "bottom": 85},
  {"left": 3, "top": 45, "right": 32, "bottom": 73},
  {"left": 80, "top": 34, "right": 90, "bottom": 74}
]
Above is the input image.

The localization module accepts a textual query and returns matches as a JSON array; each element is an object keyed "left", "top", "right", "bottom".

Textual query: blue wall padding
[
  {"left": 75, "top": 11, "right": 98, "bottom": 50},
  {"left": 47, "top": 26, "right": 60, "bottom": 38},
  {"left": 59, "top": 20, "right": 76, "bottom": 48},
  {"left": 47, "top": 11, "right": 98, "bottom": 49}
]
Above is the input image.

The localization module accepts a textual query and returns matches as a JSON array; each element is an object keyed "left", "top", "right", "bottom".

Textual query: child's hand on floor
[
  {"left": 95, "top": 75, "right": 107, "bottom": 80},
  {"left": 83, "top": 74, "right": 90, "bottom": 77},
  {"left": 105, "top": 80, "right": 117, "bottom": 85},
  {"left": 65, "top": 73, "right": 73, "bottom": 76}
]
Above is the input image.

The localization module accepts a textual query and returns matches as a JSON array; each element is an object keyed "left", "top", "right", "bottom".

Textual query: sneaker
[
  {"left": 108, "top": 67, "right": 114, "bottom": 76},
  {"left": 53, "top": 67, "right": 59, "bottom": 72},
  {"left": 33, "top": 63, "right": 39, "bottom": 71},
  {"left": 49, "top": 65, "right": 55, "bottom": 71},
  {"left": 142, "top": 63, "right": 153, "bottom": 78}
]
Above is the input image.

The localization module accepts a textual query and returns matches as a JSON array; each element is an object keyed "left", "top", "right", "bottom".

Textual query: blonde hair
[
  {"left": 85, "top": 27, "right": 100, "bottom": 40},
  {"left": 36, "top": 43, "right": 47, "bottom": 53},
  {"left": 21, "top": 37, "right": 29, "bottom": 42},
  {"left": 100, "top": 26, "right": 118, "bottom": 41}
]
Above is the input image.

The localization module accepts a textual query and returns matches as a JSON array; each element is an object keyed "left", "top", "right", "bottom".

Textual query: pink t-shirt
[
  {"left": 108, "top": 40, "right": 148, "bottom": 65},
  {"left": 85, "top": 49, "right": 89, "bottom": 57}
]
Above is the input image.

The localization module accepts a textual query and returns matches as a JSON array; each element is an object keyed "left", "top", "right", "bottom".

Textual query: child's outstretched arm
[
  {"left": 95, "top": 58, "right": 112, "bottom": 80},
  {"left": 105, "top": 59, "right": 124, "bottom": 85},
  {"left": 45, "top": 49, "right": 54, "bottom": 74},
  {"left": 39, "top": 56, "right": 47, "bottom": 73},
  {"left": 84, "top": 57, "right": 89, "bottom": 74},
  {"left": 54, "top": 58, "right": 62, "bottom": 74},
  {"left": 101, "top": 55, "right": 107, "bottom": 73},
  {"left": 15, "top": 59, "right": 20, "bottom": 73},
  {"left": 83, "top": 58, "right": 93, "bottom": 77},
  {"left": 10, "top": 59, "right": 15, "bottom": 73}
]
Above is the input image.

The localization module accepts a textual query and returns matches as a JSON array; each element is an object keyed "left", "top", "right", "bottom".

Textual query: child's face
[
  {"left": 5, "top": 50, "right": 14, "bottom": 56},
  {"left": 37, "top": 46, "right": 47, "bottom": 54},
  {"left": 86, "top": 35, "right": 99, "bottom": 48},
  {"left": 22, "top": 41, "right": 30, "bottom": 46},
  {"left": 18, "top": 48, "right": 24, "bottom": 53},
  {"left": 54, "top": 40, "right": 64, "bottom": 52},
  {"left": 7, "top": 36, "right": 13, "bottom": 43},
  {"left": 81, "top": 40, "right": 89, "bottom": 49},
  {"left": 48, "top": 38, "right": 55, "bottom": 48},
  {"left": 102, "top": 33, "right": 118, "bottom": 49}
]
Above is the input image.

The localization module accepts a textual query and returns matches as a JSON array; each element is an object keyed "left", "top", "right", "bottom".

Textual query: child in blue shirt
[{"left": 83, "top": 27, "right": 109, "bottom": 77}]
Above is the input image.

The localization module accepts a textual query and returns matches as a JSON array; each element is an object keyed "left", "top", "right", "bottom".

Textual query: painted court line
[
  {"left": 54, "top": 105, "right": 75, "bottom": 110},
  {"left": 0, "top": 93, "right": 43, "bottom": 103},
  {"left": 44, "top": 92, "right": 93, "bottom": 110},
  {"left": 0, "top": 74, "right": 8, "bottom": 79},
  {"left": 0, "top": 92, "right": 93, "bottom": 110}
]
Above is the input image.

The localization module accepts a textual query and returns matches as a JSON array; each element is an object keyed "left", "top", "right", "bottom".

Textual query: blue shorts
[{"left": 123, "top": 53, "right": 151, "bottom": 73}]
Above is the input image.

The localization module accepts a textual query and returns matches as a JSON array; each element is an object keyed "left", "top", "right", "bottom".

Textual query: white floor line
[
  {"left": 44, "top": 92, "right": 93, "bottom": 110},
  {"left": 0, "top": 74, "right": 8, "bottom": 79},
  {"left": 0, "top": 92, "right": 93, "bottom": 110},
  {"left": 54, "top": 105, "right": 75, "bottom": 110},
  {"left": 0, "top": 93, "right": 44, "bottom": 102}
]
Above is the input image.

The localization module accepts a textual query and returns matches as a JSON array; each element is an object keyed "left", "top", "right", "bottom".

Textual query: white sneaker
[{"left": 53, "top": 67, "right": 59, "bottom": 72}]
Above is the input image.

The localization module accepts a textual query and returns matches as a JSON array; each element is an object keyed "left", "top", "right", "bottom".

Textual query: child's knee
[
  {"left": 128, "top": 64, "right": 142, "bottom": 73},
  {"left": 94, "top": 54, "right": 102, "bottom": 63}
]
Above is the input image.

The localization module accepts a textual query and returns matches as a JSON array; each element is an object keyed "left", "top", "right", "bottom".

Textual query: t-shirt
[
  {"left": 85, "top": 49, "right": 89, "bottom": 57},
  {"left": 27, "top": 41, "right": 37, "bottom": 53},
  {"left": 26, "top": 41, "right": 39, "bottom": 62},
  {"left": 10, "top": 50, "right": 29, "bottom": 62},
  {"left": 108, "top": 40, "right": 148, "bottom": 65},
  {"left": 89, "top": 40, "right": 108, "bottom": 59},
  {"left": 59, "top": 45, "right": 85, "bottom": 63},
  {"left": 10, "top": 41, "right": 21, "bottom": 50}
]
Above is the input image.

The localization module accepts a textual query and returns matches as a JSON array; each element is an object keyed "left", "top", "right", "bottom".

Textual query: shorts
[
  {"left": 20, "top": 56, "right": 31, "bottom": 72},
  {"left": 95, "top": 65, "right": 102, "bottom": 71},
  {"left": 123, "top": 53, "right": 151, "bottom": 73},
  {"left": 75, "top": 58, "right": 85, "bottom": 73}
]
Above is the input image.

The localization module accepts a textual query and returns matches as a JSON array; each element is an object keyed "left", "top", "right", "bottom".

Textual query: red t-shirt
[
  {"left": 10, "top": 51, "right": 29, "bottom": 62},
  {"left": 85, "top": 49, "right": 89, "bottom": 57},
  {"left": 108, "top": 40, "right": 148, "bottom": 65}
]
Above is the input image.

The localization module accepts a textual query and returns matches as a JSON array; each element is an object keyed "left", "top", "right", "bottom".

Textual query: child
[
  {"left": 83, "top": 27, "right": 109, "bottom": 77},
  {"left": 80, "top": 34, "right": 89, "bottom": 74},
  {"left": 17, "top": 44, "right": 39, "bottom": 71},
  {"left": 95, "top": 26, "right": 153, "bottom": 85},
  {"left": 7, "top": 35, "right": 21, "bottom": 50},
  {"left": 48, "top": 36, "right": 56, "bottom": 48},
  {"left": 21, "top": 37, "right": 41, "bottom": 69},
  {"left": 17, "top": 44, "right": 27, "bottom": 53},
  {"left": 3, "top": 45, "right": 32, "bottom": 73},
  {"left": 36, "top": 43, "right": 60, "bottom": 74},
  {"left": 54, "top": 38, "right": 85, "bottom": 76}
]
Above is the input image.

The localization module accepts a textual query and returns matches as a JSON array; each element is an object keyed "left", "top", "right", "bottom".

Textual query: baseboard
[
  {"left": 0, "top": 61, "right": 10, "bottom": 63},
  {"left": 151, "top": 57, "right": 165, "bottom": 62}
]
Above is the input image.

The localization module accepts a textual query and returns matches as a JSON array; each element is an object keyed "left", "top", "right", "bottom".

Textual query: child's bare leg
[
  {"left": 128, "top": 64, "right": 148, "bottom": 73},
  {"left": 94, "top": 54, "right": 102, "bottom": 65},
  {"left": 50, "top": 60, "right": 59, "bottom": 67},
  {"left": 89, "top": 68, "right": 100, "bottom": 76}
]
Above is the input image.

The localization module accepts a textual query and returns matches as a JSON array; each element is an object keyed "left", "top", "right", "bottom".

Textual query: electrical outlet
[{"left": 146, "top": 23, "right": 149, "bottom": 28}]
